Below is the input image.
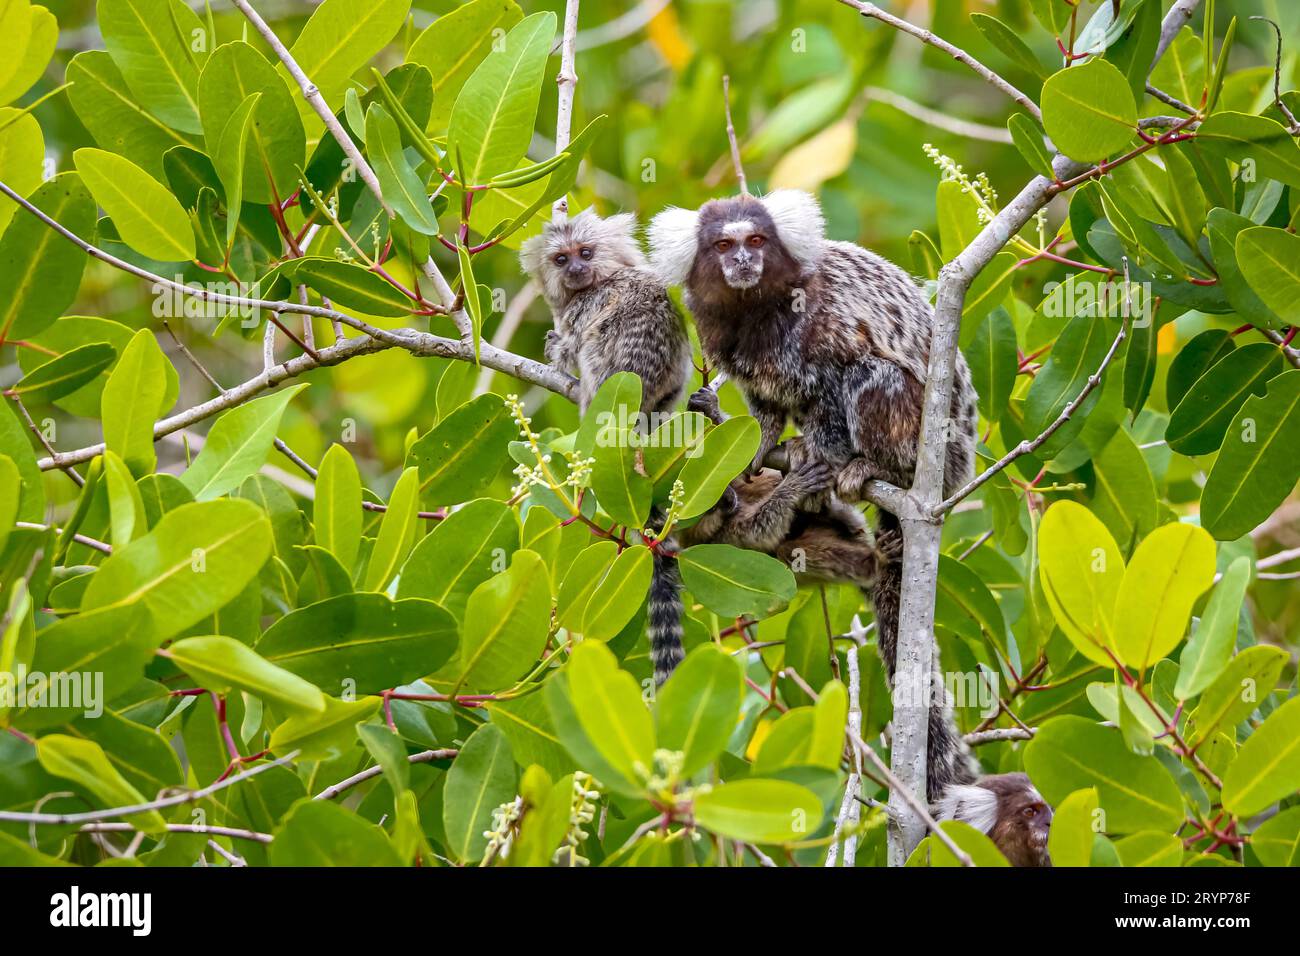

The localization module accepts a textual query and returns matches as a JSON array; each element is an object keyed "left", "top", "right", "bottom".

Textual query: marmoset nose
[{"left": 566, "top": 262, "right": 589, "bottom": 278}]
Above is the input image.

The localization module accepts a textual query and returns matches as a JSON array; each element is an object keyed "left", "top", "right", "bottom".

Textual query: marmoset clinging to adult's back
[
  {"left": 520, "top": 209, "right": 692, "bottom": 416},
  {"left": 648, "top": 189, "right": 980, "bottom": 800}
]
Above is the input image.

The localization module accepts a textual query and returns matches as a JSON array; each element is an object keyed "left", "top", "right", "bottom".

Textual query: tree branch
[
  {"left": 0, "top": 750, "right": 300, "bottom": 824},
  {"left": 933, "top": 321, "right": 1128, "bottom": 517},
  {"left": 836, "top": 0, "right": 1043, "bottom": 124},
  {"left": 722, "top": 75, "right": 749, "bottom": 194},
  {"left": 313, "top": 748, "right": 458, "bottom": 801},
  {"left": 837, "top": 0, "right": 1206, "bottom": 864},
  {"left": 551, "top": 0, "right": 581, "bottom": 221}
]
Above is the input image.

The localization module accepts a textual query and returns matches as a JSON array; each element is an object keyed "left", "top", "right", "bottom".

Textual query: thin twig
[
  {"left": 933, "top": 321, "right": 1128, "bottom": 516},
  {"left": 313, "top": 748, "right": 458, "bottom": 801},
  {"left": 552, "top": 0, "right": 581, "bottom": 221},
  {"left": 79, "top": 822, "right": 272, "bottom": 845},
  {"left": 0, "top": 751, "right": 300, "bottom": 824},
  {"left": 837, "top": 0, "right": 1043, "bottom": 123},
  {"left": 963, "top": 727, "right": 1035, "bottom": 747},
  {"left": 15, "top": 522, "right": 111, "bottom": 555},
  {"left": 722, "top": 75, "right": 749, "bottom": 194}
]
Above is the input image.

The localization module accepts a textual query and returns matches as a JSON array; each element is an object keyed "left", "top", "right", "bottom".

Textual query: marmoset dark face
[
  {"left": 694, "top": 197, "right": 800, "bottom": 292},
  {"left": 986, "top": 773, "right": 1053, "bottom": 867}
]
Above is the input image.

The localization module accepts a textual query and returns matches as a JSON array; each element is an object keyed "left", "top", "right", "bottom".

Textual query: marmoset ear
[
  {"left": 519, "top": 230, "right": 548, "bottom": 276},
  {"left": 933, "top": 784, "right": 999, "bottom": 835},
  {"left": 602, "top": 211, "right": 638, "bottom": 241},
  {"left": 759, "top": 189, "right": 827, "bottom": 273},
  {"left": 648, "top": 206, "right": 702, "bottom": 286}
]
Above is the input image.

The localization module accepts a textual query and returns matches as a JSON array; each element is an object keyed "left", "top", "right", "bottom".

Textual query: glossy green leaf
[
  {"left": 98, "top": 0, "right": 204, "bottom": 133},
  {"left": 1176, "top": 556, "right": 1250, "bottom": 699},
  {"left": 11, "top": 343, "right": 115, "bottom": 404},
  {"left": 450, "top": 549, "right": 550, "bottom": 693},
  {"left": 0, "top": 172, "right": 96, "bottom": 342},
  {"left": 257, "top": 593, "right": 458, "bottom": 695},
  {"left": 1041, "top": 58, "right": 1137, "bottom": 163},
  {"left": 363, "top": 466, "right": 420, "bottom": 592},
  {"left": 1202, "top": 370, "right": 1300, "bottom": 540},
  {"left": 655, "top": 644, "right": 744, "bottom": 777},
  {"left": 676, "top": 416, "right": 761, "bottom": 519},
  {"left": 442, "top": 722, "right": 516, "bottom": 863},
  {"left": 693, "top": 779, "right": 823, "bottom": 844},
  {"left": 1222, "top": 695, "right": 1300, "bottom": 818},
  {"left": 407, "top": 394, "right": 515, "bottom": 507},
  {"left": 407, "top": 0, "right": 523, "bottom": 132},
  {"left": 168, "top": 635, "right": 325, "bottom": 714},
  {"left": 1167, "top": 343, "right": 1283, "bottom": 455},
  {"left": 678, "top": 543, "right": 797, "bottom": 620},
  {"left": 1112, "top": 522, "right": 1215, "bottom": 670},
  {"left": 100, "top": 328, "right": 170, "bottom": 478},
  {"left": 1037, "top": 501, "right": 1125, "bottom": 667},
  {"left": 313, "top": 443, "right": 363, "bottom": 574},
  {"left": 181, "top": 385, "right": 306, "bottom": 500},
  {"left": 270, "top": 799, "right": 403, "bottom": 866}
]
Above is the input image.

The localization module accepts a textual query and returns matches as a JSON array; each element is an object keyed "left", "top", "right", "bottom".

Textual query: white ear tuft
[
  {"left": 934, "top": 785, "right": 998, "bottom": 835},
  {"left": 760, "top": 189, "right": 826, "bottom": 272},
  {"left": 519, "top": 230, "right": 547, "bottom": 277},
  {"left": 604, "top": 211, "right": 638, "bottom": 239},
  {"left": 648, "top": 206, "right": 701, "bottom": 286}
]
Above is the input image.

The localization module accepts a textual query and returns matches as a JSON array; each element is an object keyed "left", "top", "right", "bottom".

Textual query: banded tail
[{"left": 648, "top": 549, "right": 685, "bottom": 686}]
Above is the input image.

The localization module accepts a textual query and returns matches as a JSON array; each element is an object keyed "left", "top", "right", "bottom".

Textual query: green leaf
[
  {"left": 456, "top": 242, "right": 483, "bottom": 358},
  {"left": 450, "top": 549, "right": 551, "bottom": 693},
  {"left": 257, "top": 593, "right": 457, "bottom": 695},
  {"left": 1115, "top": 831, "right": 1183, "bottom": 867},
  {"left": 967, "top": 309, "right": 1018, "bottom": 422},
  {"left": 1176, "top": 556, "right": 1250, "bottom": 699},
  {"left": 363, "top": 467, "right": 420, "bottom": 592},
  {"left": 655, "top": 644, "right": 744, "bottom": 777},
  {"left": 65, "top": 51, "right": 195, "bottom": 180},
  {"left": 1202, "top": 370, "right": 1300, "bottom": 540},
  {"left": 0, "top": 4, "right": 55, "bottom": 107},
  {"left": 1167, "top": 343, "right": 1284, "bottom": 455},
  {"left": 14, "top": 604, "right": 151, "bottom": 730},
  {"left": 396, "top": 497, "right": 520, "bottom": 620},
  {"left": 485, "top": 691, "right": 575, "bottom": 781},
  {"left": 935, "top": 555, "right": 1009, "bottom": 660},
  {"left": 676, "top": 417, "right": 761, "bottom": 519},
  {"left": 81, "top": 498, "right": 274, "bottom": 640},
  {"left": 1007, "top": 113, "right": 1054, "bottom": 177},
  {"left": 37, "top": 734, "right": 165, "bottom": 833},
  {"left": 1250, "top": 806, "right": 1300, "bottom": 866},
  {"left": 1221, "top": 695, "right": 1300, "bottom": 818},
  {"left": 1168, "top": 329, "right": 1234, "bottom": 411},
  {"left": 1112, "top": 522, "right": 1216, "bottom": 671},
  {"left": 365, "top": 103, "right": 440, "bottom": 235},
  {"left": 1208, "top": 209, "right": 1284, "bottom": 330},
  {"left": 971, "top": 13, "right": 1047, "bottom": 78},
  {"left": 1040, "top": 58, "right": 1137, "bottom": 163},
  {"left": 74, "top": 148, "right": 194, "bottom": 261},
  {"left": 1024, "top": 716, "right": 1183, "bottom": 833},
  {"left": 291, "top": 257, "right": 413, "bottom": 317},
  {"left": 678, "top": 543, "right": 797, "bottom": 620},
  {"left": 211, "top": 92, "right": 260, "bottom": 251},
  {"left": 448, "top": 11, "right": 555, "bottom": 185},
  {"left": 101, "top": 328, "right": 170, "bottom": 478},
  {"left": 0, "top": 400, "right": 42, "bottom": 522},
  {"left": 556, "top": 540, "right": 618, "bottom": 630},
  {"left": 282, "top": 0, "right": 410, "bottom": 135},
  {"left": 98, "top": 0, "right": 204, "bottom": 134},
  {"left": 1236, "top": 227, "right": 1300, "bottom": 328},
  {"left": 1089, "top": 427, "right": 1157, "bottom": 545},
  {"left": 1195, "top": 112, "right": 1300, "bottom": 189},
  {"left": 408, "top": 0, "right": 523, "bottom": 132},
  {"left": 313, "top": 443, "right": 363, "bottom": 574},
  {"left": 268, "top": 695, "right": 381, "bottom": 761},
  {"left": 0, "top": 172, "right": 96, "bottom": 342},
  {"left": 442, "top": 722, "right": 516, "bottom": 863},
  {"left": 1023, "top": 313, "right": 1116, "bottom": 458},
  {"left": 581, "top": 545, "right": 652, "bottom": 642},
  {"left": 1037, "top": 501, "right": 1125, "bottom": 667},
  {"left": 168, "top": 635, "right": 326, "bottom": 714},
  {"left": 197, "top": 41, "right": 305, "bottom": 206},
  {"left": 588, "top": 423, "right": 651, "bottom": 529},
  {"left": 103, "top": 449, "right": 146, "bottom": 548},
  {"left": 270, "top": 799, "right": 403, "bottom": 866},
  {"left": 1187, "top": 644, "right": 1288, "bottom": 745},
  {"left": 11, "top": 343, "right": 116, "bottom": 404},
  {"left": 0, "top": 106, "right": 44, "bottom": 237},
  {"left": 693, "top": 779, "right": 823, "bottom": 844},
  {"left": 1047, "top": 787, "right": 1100, "bottom": 868},
  {"left": 565, "top": 641, "right": 655, "bottom": 788},
  {"left": 180, "top": 385, "right": 306, "bottom": 500},
  {"left": 407, "top": 394, "right": 515, "bottom": 507}
]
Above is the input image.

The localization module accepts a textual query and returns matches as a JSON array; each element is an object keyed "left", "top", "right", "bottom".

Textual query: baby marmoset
[
  {"left": 646, "top": 388, "right": 896, "bottom": 685},
  {"left": 648, "top": 190, "right": 979, "bottom": 801},
  {"left": 936, "top": 772, "right": 1053, "bottom": 867},
  {"left": 520, "top": 209, "right": 692, "bottom": 416}
]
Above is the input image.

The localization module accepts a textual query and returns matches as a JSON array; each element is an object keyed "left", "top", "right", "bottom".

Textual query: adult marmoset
[
  {"left": 647, "top": 190, "right": 979, "bottom": 800},
  {"left": 520, "top": 209, "right": 692, "bottom": 416},
  {"left": 936, "top": 772, "right": 1053, "bottom": 867}
]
